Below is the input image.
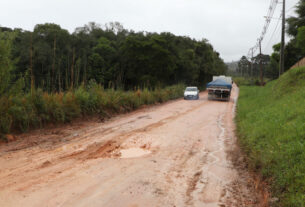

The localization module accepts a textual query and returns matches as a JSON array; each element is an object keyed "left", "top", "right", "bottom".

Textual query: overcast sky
[{"left": 0, "top": 0, "right": 300, "bottom": 62}]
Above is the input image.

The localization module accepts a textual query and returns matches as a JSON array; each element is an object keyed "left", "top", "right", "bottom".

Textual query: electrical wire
[
  {"left": 264, "top": 13, "right": 282, "bottom": 52},
  {"left": 262, "top": 5, "right": 296, "bottom": 53},
  {"left": 247, "top": 0, "right": 279, "bottom": 59},
  {"left": 286, "top": 5, "right": 296, "bottom": 14}
]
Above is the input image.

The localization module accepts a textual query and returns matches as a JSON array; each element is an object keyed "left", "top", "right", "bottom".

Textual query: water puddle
[{"left": 120, "top": 148, "right": 151, "bottom": 158}]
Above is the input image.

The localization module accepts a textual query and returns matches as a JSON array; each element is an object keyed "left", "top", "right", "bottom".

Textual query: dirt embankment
[{"left": 0, "top": 85, "right": 264, "bottom": 207}]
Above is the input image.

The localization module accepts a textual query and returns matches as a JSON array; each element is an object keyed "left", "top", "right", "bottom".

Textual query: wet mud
[{"left": 0, "top": 85, "right": 263, "bottom": 207}]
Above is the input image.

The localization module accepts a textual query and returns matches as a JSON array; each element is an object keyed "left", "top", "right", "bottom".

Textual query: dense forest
[
  {"left": 0, "top": 22, "right": 227, "bottom": 94},
  {"left": 237, "top": 0, "right": 305, "bottom": 80}
]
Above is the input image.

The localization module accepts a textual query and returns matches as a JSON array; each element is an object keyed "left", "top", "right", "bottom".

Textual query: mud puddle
[{"left": 119, "top": 148, "right": 151, "bottom": 158}]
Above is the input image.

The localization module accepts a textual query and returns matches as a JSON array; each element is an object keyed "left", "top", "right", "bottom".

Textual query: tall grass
[
  {"left": 236, "top": 67, "right": 305, "bottom": 206},
  {"left": 0, "top": 83, "right": 185, "bottom": 136}
]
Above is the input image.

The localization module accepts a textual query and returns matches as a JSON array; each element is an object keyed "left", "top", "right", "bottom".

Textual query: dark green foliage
[
  {"left": 0, "top": 31, "right": 14, "bottom": 96},
  {"left": 287, "top": 0, "right": 305, "bottom": 37},
  {"left": 3, "top": 22, "right": 226, "bottom": 92},
  {"left": 0, "top": 97, "right": 12, "bottom": 134},
  {"left": 236, "top": 67, "right": 305, "bottom": 207},
  {"left": 0, "top": 22, "right": 225, "bottom": 135},
  {"left": 296, "top": 26, "right": 305, "bottom": 54}
]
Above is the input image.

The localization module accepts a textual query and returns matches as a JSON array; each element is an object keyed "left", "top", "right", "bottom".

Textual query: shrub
[
  {"left": 0, "top": 97, "right": 12, "bottom": 134},
  {"left": 0, "top": 84, "right": 185, "bottom": 135},
  {"left": 62, "top": 92, "right": 81, "bottom": 122}
]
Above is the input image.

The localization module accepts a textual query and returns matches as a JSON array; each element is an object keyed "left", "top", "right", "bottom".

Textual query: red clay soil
[{"left": 0, "top": 85, "right": 265, "bottom": 207}]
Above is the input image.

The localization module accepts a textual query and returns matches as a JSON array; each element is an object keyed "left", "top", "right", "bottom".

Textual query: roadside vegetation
[
  {"left": 236, "top": 66, "right": 305, "bottom": 206},
  {"left": 0, "top": 22, "right": 226, "bottom": 138},
  {"left": 0, "top": 83, "right": 185, "bottom": 139},
  {"left": 233, "top": 77, "right": 269, "bottom": 86}
]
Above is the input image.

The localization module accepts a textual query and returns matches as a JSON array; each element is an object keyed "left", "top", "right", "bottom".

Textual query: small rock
[
  {"left": 41, "top": 160, "right": 52, "bottom": 168},
  {"left": 270, "top": 197, "right": 279, "bottom": 203}
]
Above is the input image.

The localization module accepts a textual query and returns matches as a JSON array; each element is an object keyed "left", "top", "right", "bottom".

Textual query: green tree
[
  {"left": 287, "top": 0, "right": 305, "bottom": 37},
  {"left": 296, "top": 26, "right": 305, "bottom": 54},
  {"left": 237, "top": 56, "right": 250, "bottom": 77},
  {"left": 4, "top": 22, "right": 227, "bottom": 92},
  {"left": 283, "top": 0, "right": 305, "bottom": 70},
  {"left": 0, "top": 31, "right": 14, "bottom": 95},
  {"left": 266, "top": 44, "right": 280, "bottom": 79}
]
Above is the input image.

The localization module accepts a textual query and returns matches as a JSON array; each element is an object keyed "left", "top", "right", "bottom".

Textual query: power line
[
  {"left": 247, "top": 0, "right": 279, "bottom": 59},
  {"left": 279, "top": 0, "right": 286, "bottom": 76},
  {"left": 286, "top": 5, "right": 296, "bottom": 14},
  {"left": 264, "top": 13, "right": 282, "bottom": 51},
  {"left": 262, "top": 5, "right": 295, "bottom": 53}
]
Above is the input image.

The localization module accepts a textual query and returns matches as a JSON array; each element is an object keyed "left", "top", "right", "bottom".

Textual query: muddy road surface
[{"left": 0, "top": 85, "right": 261, "bottom": 207}]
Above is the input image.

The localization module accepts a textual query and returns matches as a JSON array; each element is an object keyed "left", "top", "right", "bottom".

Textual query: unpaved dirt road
[{"left": 0, "top": 85, "right": 262, "bottom": 207}]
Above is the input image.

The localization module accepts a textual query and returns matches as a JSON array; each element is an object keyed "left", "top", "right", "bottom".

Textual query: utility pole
[
  {"left": 250, "top": 48, "right": 254, "bottom": 78},
  {"left": 70, "top": 48, "right": 75, "bottom": 90},
  {"left": 279, "top": 0, "right": 286, "bottom": 77},
  {"left": 52, "top": 34, "right": 56, "bottom": 92},
  {"left": 30, "top": 33, "right": 34, "bottom": 94},
  {"left": 259, "top": 40, "right": 263, "bottom": 86}
]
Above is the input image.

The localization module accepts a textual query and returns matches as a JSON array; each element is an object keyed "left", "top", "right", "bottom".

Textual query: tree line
[
  {"left": 0, "top": 22, "right": 227, "bottom": 94},
  {"left": 237, "top": 0, "right": 305, "bottom": 80}
]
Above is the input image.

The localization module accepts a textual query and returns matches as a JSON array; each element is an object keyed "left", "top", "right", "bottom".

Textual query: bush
[
  {"left": 0, "top": 84, "right": 185, "bottom": 135},
  {"left": 62, "top": 92, "right": 81, "bottom": 122},
  {"left": 44, "top": 93, "right": 65, "bottom": 123},
  {"left": 0, "top": 97, "right": 12, "bottom": 134}
]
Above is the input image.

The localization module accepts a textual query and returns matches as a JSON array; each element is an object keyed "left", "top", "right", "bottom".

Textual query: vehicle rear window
[{"left": 186, "top": 88, "right": 197, "bottom": 91}]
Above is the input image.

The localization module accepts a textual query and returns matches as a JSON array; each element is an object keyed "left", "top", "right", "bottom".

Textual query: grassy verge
[
  {"left": 233, "top": 77, "right": 270, "bottom": 86},
  {"left": 0, "top": 83, "right": 185, "bottom": 137},
  {"left": 236, "top": 67, "right": 305, "bottom": 206}
]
